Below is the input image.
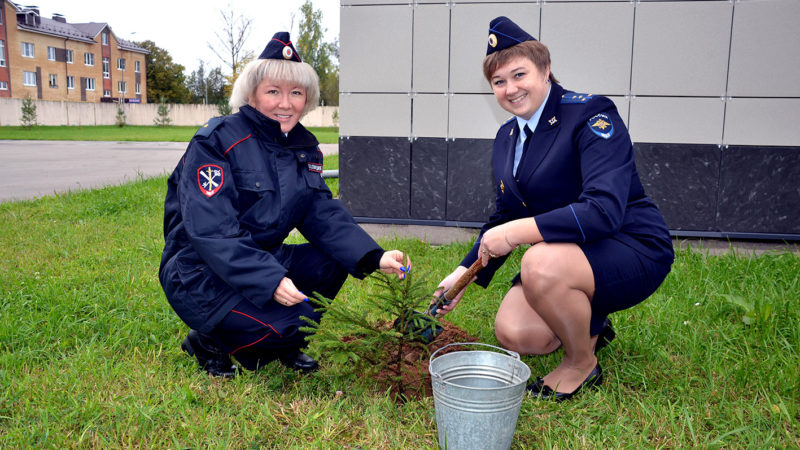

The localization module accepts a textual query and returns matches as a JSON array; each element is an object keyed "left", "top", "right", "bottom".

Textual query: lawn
[
  {"left": 0, "top": 177, "right": 798, "bottom": 448},
  {"left": 0, "top": 125, "right": 340, "bottom": 144}
]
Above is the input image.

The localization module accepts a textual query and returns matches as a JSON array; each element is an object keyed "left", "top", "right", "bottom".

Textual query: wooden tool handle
[{"left": 444, "top": 258, "right": 484, "bottom": 301}]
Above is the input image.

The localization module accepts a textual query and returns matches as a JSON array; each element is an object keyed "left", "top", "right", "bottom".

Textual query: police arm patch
[
  {"left": 587, "top": 113, "right": 614, "bottom": 139},
  {"left": 197, "top": 164, "right": 224, "bottom": 197}
]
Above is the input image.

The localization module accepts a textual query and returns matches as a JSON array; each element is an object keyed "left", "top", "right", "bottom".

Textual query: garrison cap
[
  {"left": 259, "top": 31, "right": 301, "bottom": 62},
  {"left": 487, "top": 16, "right": 536, "bottom": 55}
]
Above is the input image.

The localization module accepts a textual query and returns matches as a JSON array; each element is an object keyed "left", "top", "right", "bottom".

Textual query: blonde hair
[{"left": 229, "top": 58, "right": 320, "bottom": 118}]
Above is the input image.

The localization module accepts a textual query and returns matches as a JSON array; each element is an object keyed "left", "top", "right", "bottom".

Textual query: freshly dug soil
[{"left": 372, "top": 319, "right": 480, "bottom": 401}]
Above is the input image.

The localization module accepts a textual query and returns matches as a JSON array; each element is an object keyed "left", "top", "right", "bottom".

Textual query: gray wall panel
[
  {"left": 631, "top": 1, "right": 732, "bottom": 96},
  {"left": 628, "top": 97, "right": 724, "bottom": 144},
  {"left": 541, "top": 2, "right": 633, "bottom": 96},
  {"left": 339, "top": 94, "right": 411, "bottom": 137},
  {"left": 449, "top": 94, "right": 510, "bottom": 140},
  {"left": 723, "top": 98, "right": 800, "bottom": 147},
  {"left": 412, "top": 4, "right": 451, "bottom": 93},
  {"left": 340, "top": 5, "right": 412, "bottom": 93},
  {"left": 728, "top": 0, "right": 800, "bottom": 97},
  {"left": 449, "top": 3, "right": 540, "bottom": 93},
  {"left": 413, "top": 94, "right": 449, "bottom": 139}
]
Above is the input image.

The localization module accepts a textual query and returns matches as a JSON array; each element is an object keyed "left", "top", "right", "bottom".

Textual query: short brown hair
[{"left": 482, "top": 40, "right": 559, "bottom": 85}]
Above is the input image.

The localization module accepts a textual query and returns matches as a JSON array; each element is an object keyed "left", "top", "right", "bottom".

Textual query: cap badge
[
  {"left": 282, "top": 46, "right": 294, "bottom": 60},
  {"left": 488, "top": 33, "right": 498, "bottom": 48}
]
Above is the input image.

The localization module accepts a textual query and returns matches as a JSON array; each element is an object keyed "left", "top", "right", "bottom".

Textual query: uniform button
[{"left": 255, "top": 182, "right": 261, "bottom": 188}]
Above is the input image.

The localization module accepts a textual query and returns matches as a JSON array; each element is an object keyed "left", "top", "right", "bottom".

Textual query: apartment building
[{"left": 0, "top": 1, "right": 148, "bottom": 103}]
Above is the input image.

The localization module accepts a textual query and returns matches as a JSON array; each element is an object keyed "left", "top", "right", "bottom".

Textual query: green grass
[
  {"left": 0, "top": 178, "right": 798, "bottom": 448},
  {"left": 0, "top": 125, "right": 340, "bottom": 144}
]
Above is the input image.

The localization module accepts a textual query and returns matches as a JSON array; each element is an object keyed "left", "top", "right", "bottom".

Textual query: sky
[{"left": 27, "top": 0, "right": 340, "bottom": 74}]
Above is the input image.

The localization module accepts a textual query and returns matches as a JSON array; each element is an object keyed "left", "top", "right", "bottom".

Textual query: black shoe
[
  {"left": 527, "top": 364, "right": 603, "bottom": 401},
  {"left": 593, "top": 318, "right": 616, "bottom": 354},
  {"left": 278, "top": 350, "right": 319, "bottom": 373},
  {"left": 181, "top": 330, "right": 237, "bottom": 378}
]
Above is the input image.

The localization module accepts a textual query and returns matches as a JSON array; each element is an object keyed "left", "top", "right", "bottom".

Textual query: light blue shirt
[{"left": 513, "top": 85, "right": 551, "bottom": 176}]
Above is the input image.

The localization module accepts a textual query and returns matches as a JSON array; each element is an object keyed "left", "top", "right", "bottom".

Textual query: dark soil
[{"left": 372, "top": 319, "right": 480, "bottom": 401}]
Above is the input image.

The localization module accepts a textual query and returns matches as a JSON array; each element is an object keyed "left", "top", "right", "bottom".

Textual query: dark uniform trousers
[{"left": 210, "top": 243, "right": 348, "bottom": 370}]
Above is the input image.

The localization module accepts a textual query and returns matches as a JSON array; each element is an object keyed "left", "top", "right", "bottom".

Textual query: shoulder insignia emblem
[
  {"left": 561, "top": 93, "right": 594, "bottom": 104},
  {"left": 587, "top": 113, "right": 614, "bottom": 139},
  {"left": 195, "top": 117, "right": 224, "bottom": 138},
  {"left": 197, "top": 164, "right": 224, "bottom": 197}
]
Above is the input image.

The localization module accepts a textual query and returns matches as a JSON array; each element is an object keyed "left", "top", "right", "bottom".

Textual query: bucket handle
[{"left": 429, "top": 342, "right": 521, "bottom": 370}]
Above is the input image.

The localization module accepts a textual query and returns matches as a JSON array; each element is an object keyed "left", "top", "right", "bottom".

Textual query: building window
[
  {"left": 49, "top": 74, "right": 57, "bottom": 87},
  {"left": 0, "top": 82, "right": 8, "bottom": 91},
  {"left": 118, "top": 81, "right": 127, "bottom": 93},
  {"left": 136, "top": 82, "right": 141, "bottom": 94},
  {"left": 22, "top": 42, "right": 34, "bottom": 58},
  {"left": 102, "top": 57, "right": 110, "bottom": 78},
  {"left": 104, "top": 90, "right": 111, "bottom": 97},
  {"left": 135, "top": 60, "right": 140, "bottom": 73},
  {"left": 102, "top": 32, "right": 108, "bottom": 45},
  {"left": 67, "top": 76, "right": 74, "bottom": 89},
  {"left": 85, "top": 78, "right": 95, "bottom": 91},
  {"left": 66, "top": 49, "right": 73, "bottom": 63},
  {"left": 0, "top": 40, "right": 5, "bottom": 67},
  {"left": 48, "top": 46, "right": 56, "bottom": 61},
  {"left": 84, "top": 52, "right": 94, "bottom": 66},
  {"left": 117, "top": 58, "right": 126, "bottom": 71},
  {"left": 23, "top": 71, "right": 37, "bottom": 86}
]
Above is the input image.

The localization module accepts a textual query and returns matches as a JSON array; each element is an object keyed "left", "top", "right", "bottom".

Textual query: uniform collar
[
  {"left": 238, "top": 105, "right": 319, "bottom": 148},
  {"left": 535, "top": 82, "right": 564, "bottom": 132},
  {"left": 515, "top": 84, "right": 551, "bottom": 138}
]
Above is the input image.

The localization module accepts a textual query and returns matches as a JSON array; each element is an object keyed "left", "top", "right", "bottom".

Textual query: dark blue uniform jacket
[
  {"left": 159, "top": 106, "right": 382, "bottom": 333},
  {"left": 462, "top": 83, "right": 674, "bottom": 287}
]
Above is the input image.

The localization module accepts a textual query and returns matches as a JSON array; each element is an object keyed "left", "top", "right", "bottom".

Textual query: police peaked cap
[
  {"left": 487, "top": 16, "right": 537, "bottom": 55},
  {"left": 259, "top": 32, "right": 301, "bottom": 62}
]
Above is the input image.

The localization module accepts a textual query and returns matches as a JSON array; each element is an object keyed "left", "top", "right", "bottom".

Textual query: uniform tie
[{"left": 515, "top": 124, "right": 533, "bottom": 177}]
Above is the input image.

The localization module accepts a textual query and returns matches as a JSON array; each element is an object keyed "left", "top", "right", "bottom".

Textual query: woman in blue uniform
[
  {"left": 159, "top": 32, "right": 409, "bottom": 377},
  {"left": 435, "top": 17, "right": 673, "bottom": 400}
]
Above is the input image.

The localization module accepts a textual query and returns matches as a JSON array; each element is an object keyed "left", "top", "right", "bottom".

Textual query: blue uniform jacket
[
  {"left": 462, "top": 83, "right": 674, "bottom": 287},
  {"left": 159, "top": 105, "right": 382, "bottom": 333}
]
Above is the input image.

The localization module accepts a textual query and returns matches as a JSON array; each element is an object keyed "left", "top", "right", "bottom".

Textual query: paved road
[{"left": 0, "top": 140, "right": 338, "bottom": 203}]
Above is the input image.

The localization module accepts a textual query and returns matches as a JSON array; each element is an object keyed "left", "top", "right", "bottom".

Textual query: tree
[
  {"left": 153, "top": 97, "right": 172, "bottom": 127},
  {"left": 137, "top": 40, "right": 191, "bottom": 104},
  {"left": 296, "top": 0, "right": 339, "bottom": 106},
  {"left": 187, "top": 61, "right": 228, "bottom": 105},
  {"left": 207, "top": 8, "right": 253, "bottom": 91},
  {"left": 20, "top": 94, "right": 37, "bottom": 130}
]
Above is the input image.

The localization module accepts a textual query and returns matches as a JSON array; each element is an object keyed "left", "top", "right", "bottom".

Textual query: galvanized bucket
[{"left": 429, "top": 343, "right": 531, "bottom": 450}]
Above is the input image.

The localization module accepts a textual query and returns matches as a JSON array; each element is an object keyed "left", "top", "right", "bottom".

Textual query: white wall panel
[
  {"left": 413, "top": 5, "right": 450, "bottom": 93},
  {"left": 631, "top": 1, "right": 731, "bottom": 97},
  {"left": 339, "top": 94, "right": 411, "bottom": 137},
  {"left": 541, "top": 2, "right": 633, "bottom": 96},
  {"left": 728, "top": 0, "right": 800, "bottom": 97},
  {"left": 340, "top": 5, "right": 413, "bottom": 93},
  {"left": 724, "top": 98, "right": 800, "bottom": 147},
  {"left": 607, "top": 96, "right": 630, "bottom": 129},
  {"left": 412, "top": 94, "right": 449, "bottom": 138},
  {"left": 448, "top": 94, "right": 510, "bottom": 139},
  {"left": 628, "top": 97, "right": 724, "bottom": 144},
  {"left": 449, "top": 4, "right": 540, "bottom": 94}
]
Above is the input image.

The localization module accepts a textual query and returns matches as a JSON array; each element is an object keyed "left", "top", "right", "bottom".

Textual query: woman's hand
[
  {"left": 478, "top": 224, "right": 519, "bottom": 266},
  {"left": 273, "top": 277, "right": 308, "bottom": 306},
  {"left": 432, "top": 266, "right": 473, "bottom": 315},
  {"left": 379, "top": 250, "right": 411, "bottom": 279}
]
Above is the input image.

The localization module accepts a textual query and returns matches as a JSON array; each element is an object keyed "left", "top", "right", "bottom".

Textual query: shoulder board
[
  {"left": 561, "top": 93, "right": 595, "bottom": 104},
  {"left": 194, "top": 116, "right": 224, "bottom": 138}
]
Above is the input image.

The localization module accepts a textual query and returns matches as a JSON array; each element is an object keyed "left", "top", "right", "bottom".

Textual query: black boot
[
  {"left": 181, "top": 330, "right": 238, "bottom": 378},
  {"left": 278, "top": 349, "right": 319, "bottom": 373}
]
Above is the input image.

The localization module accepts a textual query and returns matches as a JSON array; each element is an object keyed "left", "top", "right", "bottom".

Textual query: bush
[
  {"left": 20, "top": 94, "right": 38, "bottom": 130},
  {"left": 115, "top": 105, "right": 127, "bottom": 127},
  {"left": 153, "top": 97, "right": 172, "bottom": 127}
]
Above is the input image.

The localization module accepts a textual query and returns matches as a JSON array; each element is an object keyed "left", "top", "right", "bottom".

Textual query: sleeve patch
[
  {"left": 587, "top": 113, "right": 614, "bottom": 139},
  {"left": 197, "top": 164, "right": 224, "bottom": 197}
]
